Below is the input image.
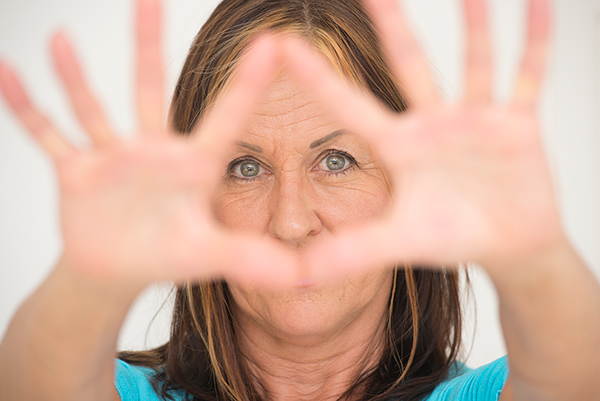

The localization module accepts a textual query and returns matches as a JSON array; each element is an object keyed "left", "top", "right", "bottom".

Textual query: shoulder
[
  {"left": 423, "top": 356, "right": 509, "bottom": 401},
  {"left": 114, "top": 359, "right": 190, "bottom": 401}
]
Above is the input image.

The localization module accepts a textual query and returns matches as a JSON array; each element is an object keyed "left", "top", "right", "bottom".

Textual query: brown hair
[{"left": 119, "top": 1, "right": 464, "bottom": 400}]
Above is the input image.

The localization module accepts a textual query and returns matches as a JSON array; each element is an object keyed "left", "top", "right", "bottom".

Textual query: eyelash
[
  {"left": 227, "top": 157, "right": 266, "bottom": 183},
  {"left": 226, "top": 149, "right": 358, "bottom": 182},
  {"left": 316, "top": 150, "right": 358, "bottom": 176}
]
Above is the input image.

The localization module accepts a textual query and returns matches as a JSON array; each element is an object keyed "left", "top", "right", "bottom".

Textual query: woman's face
[{"left": 216, "top": 72, "right": 393, "bottom": 340}]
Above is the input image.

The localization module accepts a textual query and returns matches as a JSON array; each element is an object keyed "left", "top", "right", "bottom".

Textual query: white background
[{"left": 0, "top": 0, "right": 598, "bottom": 369}]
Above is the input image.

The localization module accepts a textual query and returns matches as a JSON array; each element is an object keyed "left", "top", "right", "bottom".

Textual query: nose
[{"left": 268, "top": 174, "right": 322, "bottom": 245}]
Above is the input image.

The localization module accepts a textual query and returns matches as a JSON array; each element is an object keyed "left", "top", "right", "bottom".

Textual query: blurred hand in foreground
[
  {"left": 0, "top": 0, "right": 300, "bottom": 288},
  {"left": 280, "top": 0, "right": 564, "bottom": 281}
]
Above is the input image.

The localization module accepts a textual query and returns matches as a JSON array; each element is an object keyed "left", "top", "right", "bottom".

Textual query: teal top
[{"left": 114, "top": 356, "right": 509, "bottom": 401}]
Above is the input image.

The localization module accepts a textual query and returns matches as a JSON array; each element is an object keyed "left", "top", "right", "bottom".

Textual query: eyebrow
[
  {"left": 235, "top": 130, "right": 345, "bottom": 153},
  {"left": 309, "top": 130, "right": 345, "bottom": 149},
  {"left": 236, "top": 141, "right": 263, "bottom": 153}
]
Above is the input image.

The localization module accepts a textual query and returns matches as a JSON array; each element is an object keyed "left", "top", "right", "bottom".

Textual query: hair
[{"left": 119, "top": 1, "right": 465, "bottom": 400}]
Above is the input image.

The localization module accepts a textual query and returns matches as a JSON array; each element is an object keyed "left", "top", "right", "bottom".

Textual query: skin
[
  {"left": 0, "top": 0, "right": 599, "bottom": 400},
  {"left": 216, "top": 74, "right": 393, "bottom": 399},
  {"left": 279, "top": 0, "right": 600, "bottom": 400}
]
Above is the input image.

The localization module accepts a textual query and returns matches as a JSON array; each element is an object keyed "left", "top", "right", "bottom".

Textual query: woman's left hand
[{"left": 281, "top": 0, "right": 564, "bottom": 281}]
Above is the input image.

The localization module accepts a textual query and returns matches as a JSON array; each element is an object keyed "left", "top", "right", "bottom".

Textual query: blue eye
[
  {"left": 318, "top": 151, "right": 355, "bottom": 174},
  {"left": 239, "top": 161, "right": 260, "bottom": 177},
  {"left": 229, "top": 159, "right": 264, "bottom": 181},
  {"left": 324, "top": 154, "right": 346, "bottom": 171}
]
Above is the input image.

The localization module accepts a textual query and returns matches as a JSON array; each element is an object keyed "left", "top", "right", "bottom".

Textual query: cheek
[
  {"left": 315, "top": 176, "right": 391, "bottom": 229},
  {"left": 215, "top": 186, "right": 271, "bottom": 233},
  {"left": 215, "top": 172, "right": 390, "bottom": 233}
]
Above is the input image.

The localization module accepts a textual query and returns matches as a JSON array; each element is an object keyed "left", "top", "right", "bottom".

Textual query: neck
[{"left": 235, "top": 297, "right": 389, "bottom": 401}]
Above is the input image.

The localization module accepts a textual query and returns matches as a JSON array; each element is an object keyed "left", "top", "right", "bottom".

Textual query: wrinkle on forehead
[
  {"left": 245, "top": 84, "right": 338, "bottom": 154},
  {"left": 239, "top": 72, "right": 377, "bottom": 173},
  {"left": 254, "top": 73, "right": 329, "bottom": 125}
]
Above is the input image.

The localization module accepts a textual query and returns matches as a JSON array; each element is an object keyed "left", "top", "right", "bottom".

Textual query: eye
[
  {"left": 324, "top": 154, "right": 346, "bottom": 170},
  {"left": 229, "top": 158, "right": 265, "bottom": 181},
  {"left": 317, "top": 151, "right": 355, "bottom": 174},
  {"left": 238, "top": 161, "right": 260, "bottom": 177}
]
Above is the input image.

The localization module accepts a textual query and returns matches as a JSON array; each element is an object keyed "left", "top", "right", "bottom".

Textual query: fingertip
[
  {"left": 529, "top": 0, "right": 551, "bottom": 15},
  {"left": 136, "top": 0, "right": 162, "bottom": 36},
  {"left": 513, "top": 0, "right": 551, "bottom": 106},
  {"left": 279, "top": 36, "right": 326, "bottom": 80},
  {"left": 528, "top": 0, "right": 552, "bottom": 41},
  {"left": 249, "top": 30, "right": 278, "bottom": 48},
  {"left": 242, "top": 32, "right": 281, "bottom": 73},
  {"left": 280, "top": 35, "right": 312, "bottom": 58},
  {"left": 0, "top": 61, "right": 25, "bottom": 108},
  {"left": 528, "top": 0, "right": 552, "bottom": 29},
  {"left": 137, "top": 0, "right": 162, "bottom": 15},
  {"left": 0, "top": 61, "right": 13, "bottom": 101},
  {"left": 50, "top": 30, "right": 67, "bottom": 46},
  {"left": 0, "top": 59, "right": 12, "bottom": 81},
  {"left": 49, "top": 30, "right": 71, "bottom": 63},
  {"left": 462, "top": 0, "right": 488, "bottom": 22}
]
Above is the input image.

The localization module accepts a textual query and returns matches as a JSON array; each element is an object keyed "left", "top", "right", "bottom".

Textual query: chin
[
  {"left": 270, "top": 288, "right": 353, "bottom": 338},
  {"left": 229, "top": 276, "right": 391, "bottom": 341}
]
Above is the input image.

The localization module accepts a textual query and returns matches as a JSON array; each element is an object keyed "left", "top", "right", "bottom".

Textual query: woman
[{"left": 0, "top": 0, "right": 599, "bottom": 400}]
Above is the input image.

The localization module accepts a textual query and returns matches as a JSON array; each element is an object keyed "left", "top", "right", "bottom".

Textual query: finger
[
  {"left": 171, "top": 229, "right": 301, "bottom": 287},
  {"left": 513, "top": 0, "right": 551, "bottom": 106},
  {"left": 304, "top": 221, "right": 399, "bottom": 282},
  {"left": 281, "top": 36, "right": 393, "bottom": 143},
  {"left": 219, "top": 234, "right": 301, "bottom": 287},
  {"left": 462, "top": 0, "right": 493, "bottom": 103},
  {"left": 136, "top": 0, "right": 165, "bottom": 134},
  {"left": 0, "top": 62, "right": 74, "bottom": 158},
  {"left": 51, "top": 33, "right": 115, "bottom": 146},
  {"left": 191, "top": 33, "right": 280, "bottom": 175},
  {"left": 304, "top": 217, "right": 460, "bottom": 282},
  {"left": 363, "top": 0, "right": 439, "bottom": 108}
]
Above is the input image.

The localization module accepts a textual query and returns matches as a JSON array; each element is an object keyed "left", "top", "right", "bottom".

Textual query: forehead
[{"left": 244, "top": 71, "right": 337, "bottom": 146}]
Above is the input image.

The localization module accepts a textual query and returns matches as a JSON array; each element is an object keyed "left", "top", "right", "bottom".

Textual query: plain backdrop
[{"left": 0, "top": 0, "right": 599, "bottom": 370}]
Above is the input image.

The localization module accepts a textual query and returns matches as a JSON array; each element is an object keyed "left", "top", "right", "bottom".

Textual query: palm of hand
[
  {"left": 282, "top": 0, "right": 563, "bottom": 279},
  {"left": 382, "top": 105, "right": 560, "bottom": 264},
  {"left": 0, "top": 0, "right": 563, "bottom": 286},
  {"left": 57, "top": 137, "right": 216, "bottom": 282},
  {"left": 0, "top": 1, "right": 298, "bottom": 287}
]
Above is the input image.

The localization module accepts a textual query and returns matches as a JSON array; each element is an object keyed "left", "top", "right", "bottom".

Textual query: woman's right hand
[{"left": 0, "top": 0, "right": 298, "bottom": 289}]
